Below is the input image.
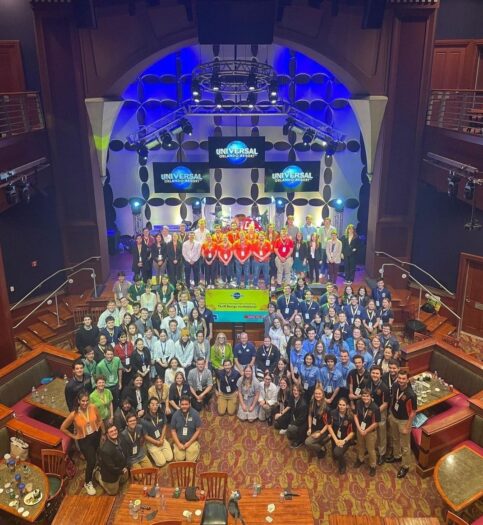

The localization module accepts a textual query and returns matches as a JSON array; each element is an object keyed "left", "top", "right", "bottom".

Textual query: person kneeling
[
  {"left": 171, "top": 396, "right": 202, "bottom": 461},
  {"left": 142, "top": 397, "right": 173, "bottom": 467},
  {"left": 120, "top": 412, "right": 153, "bottom": 470},
  {"left": 258, "top": 374, "right": 279, "bottom": 425},
  {"left": 286, "top": 383, "right": 308, "bottom": 448},
  {"left": 305, "top": 384, "right": 330, "bottom": 458},
  {"left": 96, "top": 423, "right": 129, "bottom": 495},
  {"left": 327, "top": 398, "right": 355, "bottom": 474},
  {"left": 187, "top": 358, "right": 213, "bottom": 412}
]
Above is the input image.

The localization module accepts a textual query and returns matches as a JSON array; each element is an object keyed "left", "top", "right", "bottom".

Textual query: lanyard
[
  {"left": 356, "top": 372, "right": 364, "bottom": 386},
  {"left": 127, "top": 429, "right": 137, "bottom": 444},
  {"left": 350, "top": 305, "right": 358, "bottom": 316},
  {"left": 150, "top": 414, "right": 160, "bottom": 428},
  {"left": 395, "top": 388, "right": 405, "bottom": 403},
  {"left": 362, "top": 406, "right": 370, "bottom": 421}
]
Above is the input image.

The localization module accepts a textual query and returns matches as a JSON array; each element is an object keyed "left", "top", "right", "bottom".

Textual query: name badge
[
  {"left": 158, "top": 255, "right": 162, "bottom": 260},
  {"left": 295, "top": 251, "right": 299, "bottom": 258},
  {"left": 182, "top": 426, "right": 188, "bottom": 437},
  {"left": 281, "top": 247, "right": 287, "bottom": 254},
  {"left": 86, "top": 423, "right": 93, "bottom": 435},
  {"left": 304, "top": 382, "right": 309, "bottom": 390},
  {"left": 293, "top": 366, "right": 298, "bottom": 375},
  {"left": 355, "top": 387, "right": 361, "bottom": 396},
  {"left": 142, "top": 365, "right": 148, "bottom": 372},
  {"left": 394, "top": 402, "right": 399, "bottom": 412},
  {"left": 360, "top": 421, "right": 366, "bottom": 431},
  {"left": 226, "top": 386, "right": 231, "bottom": 393},
  {"left": 241, "top": 251, "right": 245, "bottom": 257},
  {"left": 326, "top": 385, "right": 333, "bottom": 394},
  {"left": 259, "top": 250, "right": 263, "bottom": 256},
  {"left": 305, "top": 313, "right": 310, "bottom": 319},
  {"left": 109, "top": 375, "right": 116, "bottom": 383},
  {"left": 139, "top": 257, "right": 142, "bottom": 262},
  {"left": 132, "top": 445, "right": 138, "bottom": 455},
  {"left": 336, "top": 429, "right": 342, "bottom": 439},
  {"left": 137, "top": 295, "right": 141, "bottom": 301},
  {"left": 162, "top": 297, "right": 167, "bottom": 303},
  {"left": 285, "top": 308, "right": 290, "bottom": 314},
  {"left": 376, "top": 301, "right": 380, "bottom": 307},
  {"left": 154, "top": 429, "right": 161, "bottom": 439},
  {"left": 208, "top": 253, "right": 212, "bottom": 259},
  {"left": 312, "top": 417, "right": 317, "bottom": 426},
  {"left": 137, "top": 403, "right": 142, "bottom": 411},
  {"left": 368, "top": 322, "right": 373, "bottom": 328},
  {"left": 125, "top": 358, "right": 130, "bottom": 366},
  {"left": 265, "top": 359, "right": 271, "bottom": 367},
  {"left": 224, "top": 254, "right": 228, "bottom": 260}
]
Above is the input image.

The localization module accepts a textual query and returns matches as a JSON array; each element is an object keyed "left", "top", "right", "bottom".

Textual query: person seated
[
  {"left": 100, "top": 315, "right": 122, "bottom": 346},
  {"left": 131, "top": 337, "right": 151, "bottom": 380},
  {"left": 298, "top": 353, "right": 319, "bottom": 402},
  {"left": 344, "top": 295, "right": 364, "bottom": 326},
  {"left": 187, "top": 358, "right": 213, "bottom": 412},
  {"left": 142, "top": 397, "right": 173, "bottom": 467},
  {"left": 174, "top": 329, "right": 195, "bottom": 371},
  {"left": 169, "top": 371, "right": 191, "bottom": 413},
  {"left": 276, "top": 284, "right": 299, "bottom": 322},
  {"left": 333, "top": 311, "right": 351, "bottom": 340},
  {"left": 236, "top": 365, "right": 260, "bottom": 422},
  {"left": 371, "top": 278, "right": 391, "bottom": 309},
  {"left": 120, "top": 412, "right": 153, "bottom": 470},
  {"left": 273, "top": 376, "right": 293, "bottom": 434},
  {"left": 65, "top": 359, "right": 93, "bottom": 412},
  {"left": 327, "top": 397, "right": 355, "bottom": 474},
  {"left": 302, "top": 327, "right": 318, "bottom": 355},
  {"left": 285, "top": 383, "right": 308, "bottom": 448},
  {"left": 167, "top": 319, "right": 181, "bottom": 344},
  {"left": 140, "top": 283, "right": 158, "bottom": 314},
  {"left": 258, "top": 373, "right": 279, "bottom": 425},
  {"left": 95, "top": 423, "right": 129, "bottom": 495},
  {"left": 380, "top": 324, "right": 400, "bottom": 356},
  {"left": 299, "top": 290, "right": 320, "bottom": 324},
  {"left": 305, "top": 384, "right": 330, "bottom": 458},
  {"left": 127, "top": 275, "right": 146, "bottom": 304},
  {"left": 170, "top": 395, "right": 202, "bottom": 461},
  {"left": 97, "top": 300, "right": 121, "bottom": 329},
  {"left": 255, "top": 336, "right": 280, "bottom": 379},
  {"left": 216, "top": 359, "right": 240, "bottom": 416},
  {"left": 161, "top": 305, "right": 186, "bottom": 331},
  {"left": 148, "top": 375, "right": 171, "bottom": 419},
  {"left": 164, "top": 357, "right": 185, "bottom": 387},
  {"left": 233, "top": 332, "right": 257, "bottom": 375},
  {"left": 113, "top": 397, "right": 133, "bottom": 432}
]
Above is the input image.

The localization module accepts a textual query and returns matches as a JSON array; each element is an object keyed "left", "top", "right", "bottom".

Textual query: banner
[
  {"left": 153, "top": 162, "right": 210, "bottom": 194},
  {"left": 208, "top": 137, "right": 265, "bottom": 168},
  {"left": 264, "top": 161, "right": 321, "bottom": 192},
  {"left": 206, "top": 289, "right": 269, "bottom": 323}
]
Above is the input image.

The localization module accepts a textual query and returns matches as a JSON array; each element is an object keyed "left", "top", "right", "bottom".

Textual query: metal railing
[
  {"left": 10, "top": 256, "right": 101, "bottom": 312},
  {"left": 426, "top": 90, "right": 483, "bottom": 136},
  {"left": 0, "top": 92, "right": 45, "bottom": 138},
  {"left": 379, "top": 263, "right": 462, "bottom": 338}
]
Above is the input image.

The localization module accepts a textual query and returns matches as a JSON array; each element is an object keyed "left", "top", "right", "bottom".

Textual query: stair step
[
  {"left": 38, "top": 313, "right": 65, "bottom": 329},
  {"left": 418, "top": 311, "right": 434, "bottom": 322},
  {"left": 434, "top": 322, "right": 456, "bottom": 337},
  {"left": 27, "top": 322, "right": 56, "bottom": 340},
  {"left": 47, "top": 303, "right": 73, "bottom": 322},
  {"left": 425, "top": 314, "right": 448, "bottom": 333},
  {"left": 15, "top": 331, "right": 43, "bottom": 349}
]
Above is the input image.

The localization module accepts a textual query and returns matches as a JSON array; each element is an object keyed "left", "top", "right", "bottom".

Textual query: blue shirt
[
  {"left": 344, "top": 304, "right": 364, "bottom": 325},
  {"left": 233, "top": 342, "right": 257, "bottom": 366},
  {"left": 300, "top": 364, "right": 319, "bottom": 388},
  {"left": 289, "top": 348, "right": 306, "bottom": 375},
  {"left": 277, "top": 294, "right": 299, "bottom": 320},
  {"left": 325, "top": 340, "right": 349, "bottom": 359},
  {"left": 318, "top": 367, "right": 344, "bottom": 393},
  {"left": 218, "top": 369, "right": 241, "bottom": 395},
  {"left": 300, "top": 300, "right": 320, "bottom": 322},
  {"left": 300, "top": 224, "right": 317, "bottom": 241},
  {"left": 335, "top": 361, "right": 356, "bottom": 386},
  {"left": 372, "top": 287, "right": 392, "bottom": 308},
  {"left": 302, "top": 339, "right": 318, "bottom": 355}
]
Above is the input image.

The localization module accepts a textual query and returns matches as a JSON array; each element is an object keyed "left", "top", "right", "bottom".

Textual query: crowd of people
[{"left": 66, "top": 216, "right": 416, "bottom": 498}]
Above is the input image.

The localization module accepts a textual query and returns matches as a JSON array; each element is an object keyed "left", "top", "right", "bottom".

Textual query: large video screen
[
  {"left": 208, "top": 136, "right": 265, "bottom": 168},
  {"left": 264, "top": 161, "right": 321, "bottom": 193},
  {"left": 206, "top": 289, "right": 269, "bottom": 323},
  {"left": 153, "top": 162, "right": 210, "bottom": 194}
]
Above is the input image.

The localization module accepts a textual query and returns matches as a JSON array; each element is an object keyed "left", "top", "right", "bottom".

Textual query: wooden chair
[
  {"left": 168, "top": 461, "right": 197, "bottom": 488},
  {"left": 41, "top": 449, "right": 68, "bottom": 499},
  {"left": 200, "top": 471, "right": 228, "bottom": 502},
  {"left": 446, "top": 511, "right": 469, "bottom": 525},
  {"left": 129, "top": 467, "right": 159, "bottom": 485}
]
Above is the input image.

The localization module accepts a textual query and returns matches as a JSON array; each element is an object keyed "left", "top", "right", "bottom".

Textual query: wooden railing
[
  {"left": 427, "top": 89, "right": 483, "bottom": 136},
  {"left": 0, "top": 91, "right": 45, "bottom": 138}
]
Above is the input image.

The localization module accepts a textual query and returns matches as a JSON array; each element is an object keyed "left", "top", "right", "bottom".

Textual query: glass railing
[
  {"left": 0, "top": 92, "right": 45, "bottom": 138},
  {"left": 426, "top": 90, "right": 483, "bottom": 136}
]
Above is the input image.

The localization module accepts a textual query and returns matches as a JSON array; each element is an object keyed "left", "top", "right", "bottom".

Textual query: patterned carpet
[{"left": 65, "top": 406, "right": 447, "bottom": 525}]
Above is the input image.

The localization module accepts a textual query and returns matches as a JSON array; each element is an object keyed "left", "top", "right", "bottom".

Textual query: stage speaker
[
  {"left": 196, "top": 0, "right": 276, "bottom": 44},
  {"left": 73, "top": 0, "right": 97, "bottom": 29},
  {"left": 362, "top": 0, "right": 387, "bottom": 29}
]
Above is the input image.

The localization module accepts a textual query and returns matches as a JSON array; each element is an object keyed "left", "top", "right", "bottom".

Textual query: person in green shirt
[
  {"left": 82, "top": 347, "right": 98, "bottom": 388},
  {"left": 210, "top": 332, "right": 234, "bottom": 380},
  {"left": 89, "top": 375, "right": 114, "bottom": 424},
  {"left": 96, "top": 348, "right": 123, "bottom": 407},
  {"left": 127, "top": 276, "right": 145, "bottom": 304}
]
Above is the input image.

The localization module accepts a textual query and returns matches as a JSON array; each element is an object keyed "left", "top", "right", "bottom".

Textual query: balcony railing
[
  {"left": 0, "top": 92, "right": 45, "bottom": 139},
  {"left": 426, "top": 90, "right": 483, "bottom": 137}
]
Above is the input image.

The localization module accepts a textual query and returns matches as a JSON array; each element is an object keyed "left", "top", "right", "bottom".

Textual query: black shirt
[
  {"left": 218, "top": 369, "right": 241, "bottom": 395},
  {"left": 390, "top": 384, "right": 417, "bottom": 420},
  {"left": 328, "top": 409, "right": 354, "bottom": 440},
  {"left": 348, "top": 369, "right": 370, "bottom": 396},
  {"left": 309, "top": 403, "right": 327, "bottom": 432},
  {"left": 355, "top": 400, "right": 381, "bottom": 430},
  {"left": 98, "top": 438, "right": 127, "bottom": 483},
  {"left": 75, "top": 326, "right": 100, "bottom": 355},
  {"left": 168, "top": 382, "right": 191, "bottom": 406},
  {"left": 382, "top": 372, "right": 398, "bottom": 392},
  {"left": 142, "top": 410, "right": 167, "bottom": 439},
  {"left": 288, "top": 396, "right": 308, "bottom": 427},
  {"left": 64, "top": 374, "right": 93, "bottom": 412},
  {"left": 369, "top": 380, "right": 390, "bottom": 409}
]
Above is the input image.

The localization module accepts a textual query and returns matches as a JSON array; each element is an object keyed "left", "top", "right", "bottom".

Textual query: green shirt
[
  {"left": 96, "top": 357, "right": 122, "bottom": 387},
  {"left": 89, "top": 388, "right": 113, "bottom": 420},
  {"left": 128, "top": 283, "right": 145, "bottom": 303},
  {"left": 210, "top": 343, "right": 233, "bottom": 370},
  {"left": 82, "top": 358, "right": 97, "bottom": 387}
]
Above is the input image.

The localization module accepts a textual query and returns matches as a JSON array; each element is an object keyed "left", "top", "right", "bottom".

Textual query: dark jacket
[
  {"left": 341, "top": 235, "right": 361, "bottom": 258},
  {"left": 75, "top": 326, "right": 100, "bottom": 355},
  {"left": 131, "top": 242, "right": 151, "bottom": 274},
  {"left": 289, "top": 396, "right": 308, "bottom": 427},
  {"left": 98, "top": 438, "right": 127, "bottom": 483}
]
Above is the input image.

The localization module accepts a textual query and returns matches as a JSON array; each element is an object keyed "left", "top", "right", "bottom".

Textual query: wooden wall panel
[
  {"left": 0, "top": 41, "right": 26, "bottom": 92},
  {"left": 431, "top": 40, "right": 482, "bottom": 89}
]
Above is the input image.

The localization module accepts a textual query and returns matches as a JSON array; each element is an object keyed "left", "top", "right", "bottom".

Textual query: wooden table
[
  {"left": 330, "top": 518, "right": 440, "bottom": 525},
  {"left": 411, "top": 372, "right": 458, "bottom": 413},
  {"left": 24, "top": 377, "right": 69, "bottom": 418},
  {"left": 0, "top": 460, "right": 49, "bottom": 523},
  {"left": 434, "top": 444, "right": 483, "bottom": 512},
  {"left": 112, "top": 485, "right": 314, "bottom": 524},
  {"left": 52, "top": 495, "right": 115, "bottom": 525}
]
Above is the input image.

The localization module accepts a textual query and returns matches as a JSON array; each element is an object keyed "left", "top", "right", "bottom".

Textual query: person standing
[
  {"left": 319, "top": 217, "right": 333, "bottom": 280},
  {"left": 369, "top": 365, "right": 390, "bottom": 464},
  {"left": 170, "top": 396, "right": 202, "bottom": 461},
  {"left": 236, "top": 365, "right": 260, "bottom": 422},
  {"left": 341, "top": 224, "right": 360, "bottom": 284},
  {"left": 233, "top": 232, "right": 252, "bottom": 288},
  {"left": 326, "top": 230, "right": 342, "bottom": 285},
  {"left": 251, "top": 231, "right": 271, "bottom": 289},
  {"left": 274, "top": 228, "right": 294, "bottom": 286},
  {"left": 306, "top": 233, "right": 322, "bottom": 284},
  {"left": 95, "top": 423, "right": 129, "bottom": 495},
  {"left": 277, "top": 283, "right": 299, "bottom": 322},
  {"left": 182, "top": 231, "right": 202, "bottom": 286},
  {"left": 142, "top": 397, "right": 173, "bottom": 467},
  {"left": 151, "top": 233, "right": 166, "bottom": 286},
  {"left": 131, "top": 233, "right": 151, "bottom": 283},
  {"left": 65, "top": 359, "right": 93, "bottom": 412},
  {"left": 292, "top": 231, "right": 308, "bottom": 278},
  {"left": 353, "top": 389, "right": 380, "bottom": 476},
  {"left": 166, "top": 232, "right": 183, "bottom": 285},
  {"left": 286, "top": 215, "right": 299, "bottom": 240},
  {"left": 201, "top": 233, "right": 218, "bottom": 288},
  {"left": 76, "top": 315, "right": 100, "bottom": 355},
  {"left": 96, "top": 348, "right": 123, "bottom": 408},
  {"left": 386, "top": 370, "right": 417, "bottom": 478},
  {"left": 89, "top": 375, "right": 114, "bottom": 426}
]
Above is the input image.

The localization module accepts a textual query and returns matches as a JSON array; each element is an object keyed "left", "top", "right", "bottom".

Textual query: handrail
[
  {"left": 379, "top": 263, "right": 462, "bottom": 338},
  {"left": 375, "top": 251, "right": 454, "bottom": 296},
  {"left": 10, "top": 255, "right": 101, "bottom": 311},
  {"left": 12, "top": 267, "right": 98, "bottom": 330}
]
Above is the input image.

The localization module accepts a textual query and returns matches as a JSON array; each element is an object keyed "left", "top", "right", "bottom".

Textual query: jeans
[
  {"left": 252, "top": 260, "right": 269, "bottom": 286},
  {"left": 220, "top": 263, "right": 232, "bottom": 282},
  {"left": 184, "top": 260, "right": 200, "bottom": 285},
  {"left": 235, "top": 259, "right": 250, "bottom": 286}
]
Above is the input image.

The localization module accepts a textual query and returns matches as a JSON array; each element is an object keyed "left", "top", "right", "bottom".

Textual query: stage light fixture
[
  {"left": 5, "top": 184, "right": 19, "bottom": 205},
  {"left": 180, "top": 118, "right": 193, "bottom": 136},
  {"left": 275, "top": 198, "right": 285, "bottom": 212},
  {"left": 191, "top": 78, "right": 201, "bottom": 96},
  {"left": 161, "top": 132, "right": 173, "bottom": 148},
  {"left": 247, "top": 92, "right": 257, "bottom": 109},
  {"left": 269, "top": 78, "right": 278, "bottom": 97},
  {"left": 447, "top": 172, "right": 461, "bottom": 198},
  {"left": 326, "top": 142, "right": 337, "bottom": 157},
  {"left": 192, "top": 199, "right": 202, "bottom": 214},
  {"left": 302, "top": 129, "right": 315, "bottom": 146},
  {"left": 215, "top": 92, "right": 224, "bottom": 108},
  {"left": 137, "top": 144, "right": 148, "bottom": 162},
  {"left": 247, "top": 72, "right": 257, "bottom": 91},
  {"left": 334, "top": 198, "right": 345, "bottom": 213},
  {"left": 283, "top": 118, "right": 294, "bottom": 136},
  {"left": 464, "top": 179, "right": 475, "bottom": 200},
  {"left": 130, "top": 198, "right": 143, "bottom": 215},
  {"left": 210, "top": 72, "right": 221, "bottom": 91}
]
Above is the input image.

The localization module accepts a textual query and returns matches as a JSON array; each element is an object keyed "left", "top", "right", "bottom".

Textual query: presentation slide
[
  {"left": 206, "top": 289, "right": 269, "bottom": 323},
  {"left": 208, "top": 136, "right": 266, "bottom": 168},
  {"left": 153, "top": 162, "right": 210, "bottom": 194},
  {"left": 264, "top": 161, "right": 321, "bottom": 192}
]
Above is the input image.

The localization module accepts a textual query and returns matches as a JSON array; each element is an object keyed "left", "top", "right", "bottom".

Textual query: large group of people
[{"left": 66, "top": 216, "right": 415, "bottom": 497}]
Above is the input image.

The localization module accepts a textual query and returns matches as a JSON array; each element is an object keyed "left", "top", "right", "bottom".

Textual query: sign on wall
[
  {"left": 208, "top": 136, "right": 266, "bottom": 168},
  {"left": 264, "top": 161, "right": 321, "bottom": 192},
  {"left": 153, "top": 162, "right": 211, "bottom": 193}
]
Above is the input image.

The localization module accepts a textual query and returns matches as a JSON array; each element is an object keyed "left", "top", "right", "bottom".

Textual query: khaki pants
[
  {"left": 275, "top": 256, "right": 293, "bottom": 285},
  {"left": 173, "top": 441, "right": 200, "bottom": 462},
  {"left": 305, "top": 431, "right": 329, "bottom": 454},
  {"left": 376, "top": 413, "right": 387, "bottom": 457},
  {"left": 217, "top": 392, "right": 238, "bottom": 416},
  {"left": 147, "top": 441, "right": 174, "bottom": 467},
  {"left": 95, "top": 469, "right": 128, "bottom": 496},
  {"left": 357, "top": 429, "right": 377, "bottom": 467},
  {"left": 131, "top": 456, "right": 153, "bottom": 470},
  {"left": 388, "top": 414, "right": 411, "bottom": 468},
  {"left": 258, "top": 403, "right": 277, "bottom": 421}
]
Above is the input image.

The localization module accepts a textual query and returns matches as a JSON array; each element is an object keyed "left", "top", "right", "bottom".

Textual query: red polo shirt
[{"left": 274, "top": 236, "right": 294, "bottom": 258}]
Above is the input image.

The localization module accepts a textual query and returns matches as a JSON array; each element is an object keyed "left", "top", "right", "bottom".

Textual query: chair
[
  {"left": 129, "top": 467, "right": 159, "bottom": 485},
  {"left": 168, "top": 461, "right": 197, "bottom": 488},
  {"left": 41, "top": 449, "right": 68, "bottom": 499},
  {"left": 200, "top": 471, "right": 228, "bottom": 502},
  {"left": 446, "top": 512, "right": 469, "bottom": 525}
]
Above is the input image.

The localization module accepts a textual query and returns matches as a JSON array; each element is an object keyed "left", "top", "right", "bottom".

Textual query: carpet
[{"left": 65, "top": 405, "right": 449, "bottom": 525}]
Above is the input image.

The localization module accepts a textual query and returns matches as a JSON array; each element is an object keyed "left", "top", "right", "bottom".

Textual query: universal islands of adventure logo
[
  {"left": 159, "top": 165, "right": 203, "bottom": 191},
  {"left": 272, "top": 165, "right": 314, "bottom": 189},
  {"left": 215, "top": 140, "right": 259, "bottom": 166}
]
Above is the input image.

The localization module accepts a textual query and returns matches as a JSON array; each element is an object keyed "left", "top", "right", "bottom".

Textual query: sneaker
[
  {"left": 279, "top": 429, "right": 287, "bottom": 435},
  {"left": 290, "top": 441, "right": 303, "bottom": 449},
  {"left": 397, "top": 466, "right": 409, "bottom": 479},
  {"left": 84, "top": 481, "right": 96, "bottom": 496},
  {"left": 377, "top": 455, "right": 385, "bottom": 466}
]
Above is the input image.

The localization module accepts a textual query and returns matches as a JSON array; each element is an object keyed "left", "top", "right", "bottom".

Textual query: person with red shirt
[
  {"left": 212, "top": 224, "right": 224, "bottom": 246},
  {"left": 252, "top": 232, "right": 272, "bottom": 289},
  {"left": 114, "top": 331, "right": 134, "bottom": 394},
  {"left": 274, "top": 228, "right": 294, "bottom": 286},
  {"left": 227, "top": 222, "right": 240, "bottom": 245},
  {"left": 245, "top": 223, "right": 259, "bottom": 245},
  {"left": 201, "top": 233, "right": 218, "bottom": 289},
  {"left": 217, "top": 235, "right": 233, "bottom": 287},
  {"left": 233, "top": 231, "right": 252, "bottom": 288}
]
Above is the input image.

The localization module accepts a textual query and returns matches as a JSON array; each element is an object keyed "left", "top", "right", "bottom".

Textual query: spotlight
[
  {"left": 130, "top": 198, "right": 143, "bottom": 215},
  {"left": 247, "top": 92, "right": 257, "bottom": 109},
  {"left": 275, "top": 198, "right": 285, "bottom": 212},
  {"left": 334, "top": 198, "right": 344, "bottom": 213},
  {"left": 247, "top": 72, "right": 257, "bottom": 91},
  {"left": 192, "top": 199, "right": 202, "bottom": 214},
  {"left": 193, "top": 94, "right": 201, "bottom": 104},
  {"left": 161, "top": 132, "right": 173, "bottom": 148},
  {"left": 283, "top": 118, "right": 294, "bottom": 136},
  {"left": 137, "top": 144, "right": 148, "bottom": 162},
  {"left": 464, "top": 179, "right": 475, "bottom": 200},
  {"left": 447, "top": 173, "right": 461, "bottom": 198},
  {"left": 215, "top": 92, "right": 223, "bottom": 108},
  {"left": 302, "top": 129, "right": 315, "bottom": 146},
  {"left": 269, "top": 77, "right": 278, "bottom": 97},
  {"left": 180, "top": 118, "right": 193, "bottom": 136},
  {"left": 191, "top": 78, "right": 200, "bottom": 96},
  {"left": 211, "top": 73, "right": 221, "bottom": 91},
  {"left": 5, "top": 184, "right": 19, "bottom": 205}
]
